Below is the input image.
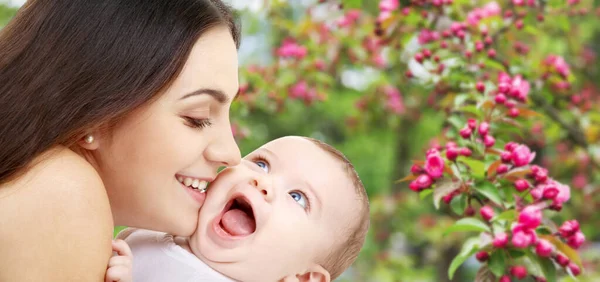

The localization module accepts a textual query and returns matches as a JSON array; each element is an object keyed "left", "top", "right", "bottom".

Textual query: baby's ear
[{"left": 282, "top": 265, "right": 330, "bottom": 282}]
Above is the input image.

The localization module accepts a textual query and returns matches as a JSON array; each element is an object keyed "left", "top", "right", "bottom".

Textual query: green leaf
[
  {"left": 526, "top": 249, "right": 558, "bottom": 282},
  {"left": 488, "top": 251, "right": 506, "bottom": 277},
  {"left": 458, "top": 157, "right": 485, "bottom": 179},
  {"left": 342, "top": 0, "right": 362, "bottom": 8},
  {"left": 508, "top": 249, "right": 526, "bottom": 258},
  {"left": 450, "top": 193, "right": 467, "bottom": 215},
  {"left": 484, "top": 59, "right": 506, "bottom": 71},
  {"left": 454, "top": 94, "right": 471, "bottom": 108},
  {"left": 459, "top": 105, "right": 482, "bottom": 118},
  {"left": 433, "top": 179, "right": 461, "bottom": 210},
  {"left": 443, "top": 217, "right": 491, "bottom": 236},
  {"left": 537, "top": 257, "right": 558, "bottom": 282},
  {"left": 449, "top": 237, "right": 480, "bottom": 279},
  {"left": 492, "top": 210, "right": 517, "bottom": 222},
  {"left": 473, "top": 182, "right": 503, "bottom": 206},
  {"left": 419, "top": 189, "right": 433, "bottom": 200},
  {"left": 448, "top": 116, "right": 463, "bottom": 130}
]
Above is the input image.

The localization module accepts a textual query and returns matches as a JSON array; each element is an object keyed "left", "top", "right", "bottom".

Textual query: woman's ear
[{"left": 281, "top": 265, "right": 330, "bottom": 282}]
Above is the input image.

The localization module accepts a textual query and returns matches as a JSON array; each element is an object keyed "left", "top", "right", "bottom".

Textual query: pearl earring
[{"left": 84, "top": 134, "right": 94, "bottom": 144}]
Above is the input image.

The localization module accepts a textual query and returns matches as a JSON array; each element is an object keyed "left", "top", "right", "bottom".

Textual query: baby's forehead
[{"left": 248, "top": 136, "right": 359, "bottom": 206}]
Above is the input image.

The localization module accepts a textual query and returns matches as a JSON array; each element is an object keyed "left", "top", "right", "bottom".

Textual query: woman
[{"left": 0, "top": 0, "right": 242, "bottom": 280}]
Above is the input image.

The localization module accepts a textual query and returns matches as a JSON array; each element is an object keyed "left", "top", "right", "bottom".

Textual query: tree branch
[{"left": 529, "top": 92, "right": 600, "bottom": 171}]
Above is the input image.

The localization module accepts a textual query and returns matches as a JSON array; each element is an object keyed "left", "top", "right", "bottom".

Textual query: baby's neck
[{"left": 171, "top": 235, "right": 242, "bottom": 281}]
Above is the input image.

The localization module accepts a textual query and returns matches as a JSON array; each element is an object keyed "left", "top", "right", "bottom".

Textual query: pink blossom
[
  {"left": 559, "top": 220, "right": 580, "bottom": 238},
  {"left": 467, "top": 119, "right": 477, "bottom": 129},
  {"left": 544, "top": 55, "right": 571, "bottom": 77},
  {"left": 511, "top": 75, "right": 530, "bottom": 101},
  {"left": 530, "top": 187, "right": 543, "bottom": 200},
  {"left": 498, "top": 72, "right": 512, "bottom": 84},
  {"left": 277, "top": 39, "right": 307, "bottom": 59},
  {"left": 446, "top": 147, "right": 459, "bottom": 161},
  {"left": 536, "top": 239, "right": 554, "bottom": 257},
  {"left": 417, "top": 29, "right": 440, "bottom": 45},
  {"left": 478, "top": 122, "right": 490, "bottom": 136},
  {"left": 543, "top": 186, "right": 559, "bottom": 199},
  {"left": 568, "top": 263, "right": 581, "bottom": 276},
  {"left": 459, "top": 127, "right": 472, "bottom": 139},
  {"left": 466, "top": 9, "right": 483, "bottom": 26},
  {"left": 572, "top": 173, "right": 587, "bottom": 189},
  {"left": 513, "top": 0, "right": 525, "bottom": 5},
  {"left": 426, "top": 148, "right": 439, "bottom": 157},
  {"left": 424, "top": 151, "right": 445, "bottom": 179},
  {"left": 504, "top": 142, "right": 518, "bottom": 151},
  {"left": 373, "top": 54, "right": 387, "bottom": 68},
  {"left": 512, "top": 231, "right": 532, "bottom": 248},
  {"left": 475, "top": 251, "right": 489, "bottom": 262},
  {"left": 460, "top": 147, "right": 472, "bottom": 157},
  {"left": 465, "top": 2, "right": 501, "bottom": 26},
  {"left": 483, "top": 135, "right": 495, "bottom": 148},
  {"left": 567, "top": 231, "right": 585, "bottom": 249},
  {"left": 511, "top": 144, "right": 534, "bottom": 167},
  {"left": 411, "top": 164, "right": 423, "bottom": 175},
  {"left": 556, "top": 254, "right": 570, "bottom": 266},
  {"left": 363, "top": 37, "right": 380, "bottom": 53},
  {"left": 289, "top": 81, "right": 308, "bottom": 98},
  {"left": 384, "top": 86, "right": 405, "bottom": 114},
  {"left": 411, "top": 174, "right": 433, "bottom": 189},
  {"left": 493, "top": 232, "right": 508, "bottom": 248},
  {"left": 510, "top": 266, "right": 528, "bottom": 279},
  {"left": 496, "top": 164, "right": 509, "bottom": 174},
  {"left": 514, "top": 179, "right": 530, "bottom": 192},
  {"left": 480, "top": 206, "right": 495, "bottom": 221},
  {"left": 540, "top": 180, "right": 571, "bottom": 205},
  {"left": 482, "top": 2, "right": 501, "bottom": 17},
  {"left": 518, "top": 206, "right": 542, "bottom": 229},
  {"left": 377, "top": 11, "right": 392, "bottom": 22},
  {"left": 501, "top": 151, "right": 512, "bottom": 162},
  {"left": 379, "top": 0, "right": 399, "bottom": 12},
  {"left": 531, "top": 165, "right": 548, "bottom": 183}
]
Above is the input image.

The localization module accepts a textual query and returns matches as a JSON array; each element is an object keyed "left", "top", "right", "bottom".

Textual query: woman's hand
[{"left": 105, "top": 239, "right": 133, "bottom": 282}]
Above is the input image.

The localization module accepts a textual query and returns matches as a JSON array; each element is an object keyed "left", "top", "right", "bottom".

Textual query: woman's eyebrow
[{"left": 180, "top": 88, "right": 229, "bottom": 104}]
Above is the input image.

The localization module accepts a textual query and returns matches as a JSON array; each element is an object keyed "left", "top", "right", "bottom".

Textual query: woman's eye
[
  {"left": 184, "top": 117, "right": 213, "bottom": 129},
  {"left": 255, "top": 160, "right": 269, "bottom": 173},
  {"left": 289, "top": 191, "right": 307, "bottom": 209}
]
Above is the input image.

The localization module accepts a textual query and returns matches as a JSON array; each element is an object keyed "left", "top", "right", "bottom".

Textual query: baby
[{"left": 115, "top": 136, "right": 370, "bottom": 282}]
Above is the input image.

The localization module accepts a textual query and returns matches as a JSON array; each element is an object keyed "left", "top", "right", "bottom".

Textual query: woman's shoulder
[
  {"left": 2, "top": 146, "right": 107, "bottom": 194},
  {"left": 0, "top": 146, "right": 113, "bottom": 281}
]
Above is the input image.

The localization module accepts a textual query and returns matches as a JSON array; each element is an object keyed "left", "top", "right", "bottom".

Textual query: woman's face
[{"left": 91, "top": 26, "right": 241, "bottom": 235}]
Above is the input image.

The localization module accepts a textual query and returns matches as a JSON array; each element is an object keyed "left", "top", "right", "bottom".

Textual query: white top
[{"left": 117, "top": 229, "right": 234, "bottom": 282}]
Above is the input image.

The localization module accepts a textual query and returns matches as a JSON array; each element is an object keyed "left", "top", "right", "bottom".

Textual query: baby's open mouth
[{"left": 219, "top": 196, "right": 256, "bottom": 236}]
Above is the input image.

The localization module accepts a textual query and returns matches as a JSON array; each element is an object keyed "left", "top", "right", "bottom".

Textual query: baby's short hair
[{"left": 303, "top": 137, "right": 370, "bottom": 280}]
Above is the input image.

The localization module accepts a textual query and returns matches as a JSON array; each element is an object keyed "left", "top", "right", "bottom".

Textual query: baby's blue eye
[
  {"left": 289, "top": 191, "right": 307, "bottom": 209},
  {"left": 255, "top": 160, "right": 269, "bottom": 173}
]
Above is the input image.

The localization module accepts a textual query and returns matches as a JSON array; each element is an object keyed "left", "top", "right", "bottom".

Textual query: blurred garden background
[{"left": 2, "top": 0, "right": 599, "bottom": 281}]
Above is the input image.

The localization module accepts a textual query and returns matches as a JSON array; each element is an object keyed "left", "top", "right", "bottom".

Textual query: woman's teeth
[{"left": 177, "top": 176, "right": 208, "bottom": 193}]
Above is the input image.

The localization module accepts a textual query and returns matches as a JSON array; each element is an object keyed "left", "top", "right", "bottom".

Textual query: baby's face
[{"left": 189, "top": 136, "right": 357, "bottom": 281}]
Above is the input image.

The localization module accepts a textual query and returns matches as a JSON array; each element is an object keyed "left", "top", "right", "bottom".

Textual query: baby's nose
[{"left": 249, "top": 177, "right": 274, "bottom": 201}]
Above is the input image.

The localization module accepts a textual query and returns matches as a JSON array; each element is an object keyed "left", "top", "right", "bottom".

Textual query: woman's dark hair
[{"left": 0, "top": 0, "right": 240, "bottom": 185}]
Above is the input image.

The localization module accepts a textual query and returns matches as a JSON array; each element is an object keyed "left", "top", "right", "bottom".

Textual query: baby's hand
[{"left": 105, "top": 239, "right": 133, "bottom": 282}]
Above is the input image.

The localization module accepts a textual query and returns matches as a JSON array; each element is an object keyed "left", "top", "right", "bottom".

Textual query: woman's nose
[{"left": 204, "top": 124, "right": 241, "bottom": 167}]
